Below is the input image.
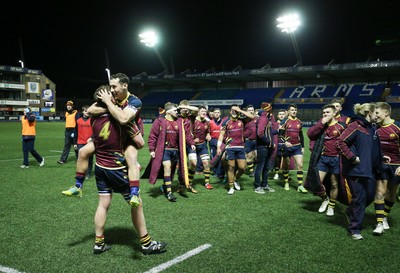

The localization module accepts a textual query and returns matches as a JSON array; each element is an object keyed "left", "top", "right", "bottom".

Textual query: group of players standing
[
  {"left": 146, "top": 100, "right": 309, "bottom": 200},
  {"left": 61, "top": 73, "right": 400, "bottom": 252},
  {"left": 146, "top": 97, "right": 400, "bottom": 240},
  {"left": 306, "top": 100, "right": 400, "bottom": 240}
]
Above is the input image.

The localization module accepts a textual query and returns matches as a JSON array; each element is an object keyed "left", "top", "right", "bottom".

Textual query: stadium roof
[{"left": 130, "top": 60, "right": 400, "bottom": 88}]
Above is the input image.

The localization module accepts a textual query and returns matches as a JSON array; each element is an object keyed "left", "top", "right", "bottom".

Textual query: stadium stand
[
  {"left": 140, "top": 90, "right": 197, "bottom": 105},
  {"left": 195, "top": 89, "right": 238, "bottom": 101},
  {"left": 4, "top": 59, "right": 398, "bottom": 122},
  {"left": 233, "top": 88, "right": 281, "bottom": 106}
]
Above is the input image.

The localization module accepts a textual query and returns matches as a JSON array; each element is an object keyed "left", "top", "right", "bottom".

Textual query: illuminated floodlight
[
  {"left": 276, "top": 13, "right": 300, "bottom": 33},
  {"left": 19, "top": 60, "right": 24, "bottom": 68},
  {"left": 138, "top": 30, "right": 169, "bottom": 73},
  {"left": 139, "top": 31, "right": 159, "bottom": 48},
  {"left": 276, "top": 13, "right": 303, "bottom": 66}
]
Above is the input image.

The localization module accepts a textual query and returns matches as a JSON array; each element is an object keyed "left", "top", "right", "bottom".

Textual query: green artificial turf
[{"left": 0, "top": 122, "right": 399, "bottom": 273}]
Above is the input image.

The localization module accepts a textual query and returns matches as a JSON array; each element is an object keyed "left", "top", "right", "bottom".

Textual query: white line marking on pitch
[
  {"left": 0, "top": 265, "right": 26, "bottom": 273},
  {"left": 143, "top": 244, "right": 212, "bottom": 273}
]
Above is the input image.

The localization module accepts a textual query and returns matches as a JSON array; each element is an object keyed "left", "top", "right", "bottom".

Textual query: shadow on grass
[
  {"left": 147, "top": 183, "right": 200, "bottom": 199},
  {"left": 147, "top": 184, "right": 165, "bottom": 199},
  {"left": 67, "top": 227, "right": 143, "bottom": 259},
  {"left": 299, "top": 198, "right": 322, "bottom": 212}
]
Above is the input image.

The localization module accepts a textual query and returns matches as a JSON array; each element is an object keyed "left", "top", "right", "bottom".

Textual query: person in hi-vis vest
[
  {"left": 21, "top": 107, "right": 45, "bottom": 168},
  {"left": 58, "top": 100, "right": 80, "bottom": 164}
]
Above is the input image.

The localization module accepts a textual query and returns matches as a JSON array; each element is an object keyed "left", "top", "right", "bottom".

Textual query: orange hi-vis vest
[
  {"left": 21, "top": 115, "right": 36, "bottom": 137},
  {"left": 65, "top": 110, "right": 78, "bottom": 128}
]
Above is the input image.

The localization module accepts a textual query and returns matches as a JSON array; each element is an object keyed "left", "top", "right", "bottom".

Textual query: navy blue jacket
[{"left": 336, "top": 116, "right": 382, "bottom": 179}]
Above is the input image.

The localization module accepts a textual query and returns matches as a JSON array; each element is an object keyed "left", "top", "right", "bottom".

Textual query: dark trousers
[
  {"left": 254, "top": 146, "right": 273, "bottom": 188},
  {"left": 60, "top": 129, "right": 77, "bottom": 162},
  {"left": 22, "top": 138, "right": 42, "bottom": 166},
  {"left": 209, "top": 138, "right": 224, "bottom": 178},
  {"left": 345, "top": 176, "right": 376, "bottom": 234}
]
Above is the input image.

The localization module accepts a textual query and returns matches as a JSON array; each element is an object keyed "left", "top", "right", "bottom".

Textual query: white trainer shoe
[
  {"left": 382, "top": 217, "right": 390, "bottom": 230},
  {"left": 284, "top": 182, "right": 290, "bottom": 191},
  {"left": 254, "top": 187, "right": 265, "bottom": 194},
  {"left": 228, "top": 188, "right": 235, "bottom": 195},
  {"left": 263, "top": 185, "right": 276, "bottom": 192},
  {"left": 326, "top": 207, "right": 334, "bottom": 216},
  {"left": 373, "top": 222, "right": 384, "bottom": 235},
  {"left": 234, "top": 181, "right": 241, "bottom": 191},
  {"left": 40, "top": 157, "right": 45, "bottom": 167},
  {"left": 273, "top": 173, "right": 279, "bottom": 180},
  {"left": 351, "top": 233, "right": 364, "bottom": 240},
  {"left": 318, "top": 198, "right": 329, "bottom": 213}
]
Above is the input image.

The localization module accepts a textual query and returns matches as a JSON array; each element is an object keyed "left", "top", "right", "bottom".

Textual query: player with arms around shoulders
[
  {"left": 62, "top": 73, "right": 144, "bottom": 208},
  {"left": 90, "top": 87, "right": 167, "bottom": 255}
]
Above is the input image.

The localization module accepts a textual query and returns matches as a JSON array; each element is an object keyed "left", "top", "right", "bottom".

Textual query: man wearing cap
[{"left": 58, "top": 100, "right": 80, "bottom": 164}]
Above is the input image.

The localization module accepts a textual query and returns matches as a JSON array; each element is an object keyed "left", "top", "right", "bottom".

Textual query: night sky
[{"left": 1, "top": 0, "right": 399, "bottom": 98}]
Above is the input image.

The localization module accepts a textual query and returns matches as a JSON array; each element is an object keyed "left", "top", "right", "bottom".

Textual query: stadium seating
[
  {"left": 140, "top": 90, "right": 197, "bottom": 105},
  {"left": 137, "top": 82, "right": 395, "bottom": 121},
  {"left": 234, "top": 88, "right": 281, "bottom": 107},
  {"left": 195, "top": 89, "right": 239, "bottom": 101}
]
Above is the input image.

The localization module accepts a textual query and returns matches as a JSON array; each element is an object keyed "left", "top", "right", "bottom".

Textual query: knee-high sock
[
  {"left": 247, "top": 161, "right": 254, "bottom": 173},
  {"left": 75, "top": 172, "right": 86, "bottom": 189},
  {"left": 283, "top": 170, "right": 289, "bottom": 183},
  {"left": 204, "top": 170, "right": 210, "bottom": 184},
  {"left": 163, "top": 176, "right": 172, "bottom": 193},
  {"left": 384, "top": 199, "right": 395, "bottom": 217},
  {"left": 130, "top": 180, "right": 140, "bottom": 196},
  {"left": 374, "top": 200, "right": 385, "bottom": 223},
  {"left": 140, "top": 234, "right": 152, "bottom": 247},
  {"left": 328, "top": 198, "right": 336, "bottom": 209},
  {"left": 296, "top": 171, "right": 303, "bottom": 185},
  {"left": 188, "top": 169, "right": 195, "bottom": 183}
]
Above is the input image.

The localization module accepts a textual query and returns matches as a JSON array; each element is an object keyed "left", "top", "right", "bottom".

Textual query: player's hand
[
  {"left": 73, "top": 144, "right": 78, "bottom": 150},
  {"left": 191, "top": 145, "right": 196, "bottom": 151},
  {"left": 97, "top": 89, "right": 113, "bottom": 105},
  {"left": 150, "top": 151, "right": 155, "bottom": 158},
  {"left": 321, "top": 117, "right": 330, "bottom": 124},
  {"left": 231, "top": 106, "right": 241, "bottom": 112},
  {"left": 217, "top": 148, "right": 221, "bottom": 156}
]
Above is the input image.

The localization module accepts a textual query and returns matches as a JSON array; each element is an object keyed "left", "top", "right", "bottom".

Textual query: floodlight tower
[
  {"left": 276, "top": 13, "right": 303, "bottom": 66},
  {"left": 139, "top": 30, "right": 169, "bottom": 74}
]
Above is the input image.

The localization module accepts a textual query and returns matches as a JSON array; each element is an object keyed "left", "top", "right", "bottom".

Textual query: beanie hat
[{"left": 261, "top": 102, "right": 272, "bottom": 112}]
